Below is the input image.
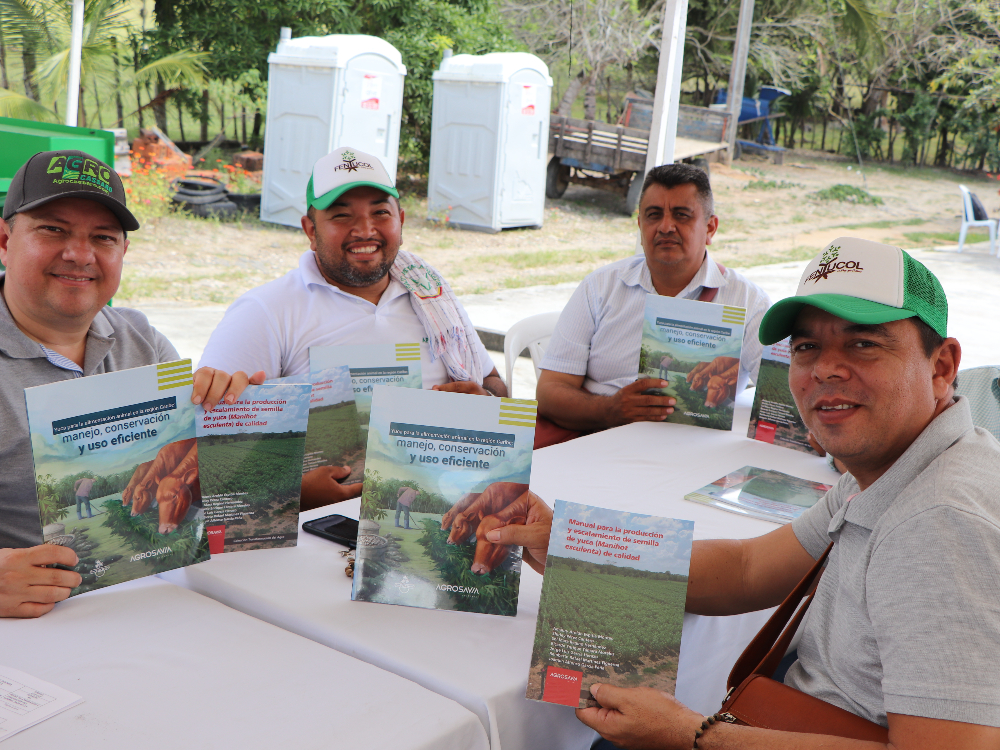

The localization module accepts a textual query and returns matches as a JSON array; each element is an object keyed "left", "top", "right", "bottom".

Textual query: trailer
[{"left": 545, "top": 99, "right": 731, "bottom": 214}]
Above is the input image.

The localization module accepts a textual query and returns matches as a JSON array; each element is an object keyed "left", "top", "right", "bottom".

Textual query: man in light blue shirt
[{"left": 537, "top": 164, "right": 770, "bottom": 432}]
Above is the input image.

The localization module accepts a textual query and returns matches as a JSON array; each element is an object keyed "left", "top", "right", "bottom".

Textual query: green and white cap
[
  {"left": 758, "top": 237, "right": 948, "bottom": 345},
  {"left": 306, "top": 146, "right": 398, "bottom": 211}
]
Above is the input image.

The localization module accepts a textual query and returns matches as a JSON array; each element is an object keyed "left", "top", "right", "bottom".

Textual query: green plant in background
[
  {"left": 813, "top": 184, "right": 883, "bottom": 205},
  {"left": 36, "top": 474, "right": 70, "bottom": 527},
  {"left": 360, "top": 469, "right": 390, "bottom": 522},
  {"left": 743, "top": 179, "right": 802, "bottom": 191}
]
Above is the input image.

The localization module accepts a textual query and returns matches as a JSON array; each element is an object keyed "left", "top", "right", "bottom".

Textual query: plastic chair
[
  {"left": 503, "top": 311, "right": 562, "bottom": 398},
  {"left": 958, "top": 185, "right": 998, "bottom": 256}
]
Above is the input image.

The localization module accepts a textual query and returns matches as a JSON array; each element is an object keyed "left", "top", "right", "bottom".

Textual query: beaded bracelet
[{"left": 692, "top": 712, "right": 723, "bottom": 749}]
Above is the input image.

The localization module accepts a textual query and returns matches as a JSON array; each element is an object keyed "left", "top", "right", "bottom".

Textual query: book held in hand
[
  {"left": 685, "top": 465, "right": 832, "bottom": 525},
  {"left": 26, "top": 360, "right": 209, "bottom": 595},
  {"left": 352, "top": 386, "right": 536, "bottom": 617},
  {"left": 309, "top": 343, "right": 423, "bottom": 434},
  {"left": 197, "top": 383, "right": 311, "bottom": 553},
  {"left": 638, "top": 294, "right": 746, "bottom": 430},
  {"left": 268, "top": 367, "right": 366, "bottom": 484},
  {"left": 747, "top": 338, "right": 822, "bottom": 455},
  {"left": 527, "top": 500, "right": 694, "bottom": 708}
]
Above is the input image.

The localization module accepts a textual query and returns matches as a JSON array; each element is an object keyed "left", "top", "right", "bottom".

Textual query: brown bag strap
[
  {"left": 727, "top": 542, "right": 834, "bottom": 691},
  {"left": 697, "top": 262, "right": 726, "bottom": 303}
]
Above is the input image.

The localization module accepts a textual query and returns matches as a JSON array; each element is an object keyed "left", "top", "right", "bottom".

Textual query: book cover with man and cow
[
  {"left": 746, "top": 338, "right": 822, "bottom": 455},
  {"left": 268, "top": 367, "right": 366, "bottom": 484},
  {"left": 309, "top": 342, "right": 423, "bottom": 434},
  {"left": 637, "top": 294, "right": 746, "bottom": 431},
  {"left": 197, "top": 382, "right": 311, "bottom": 553},
  {"left": 26, "top": 360, "right": 209, "bottom": 596},
  {"left": 527, "top": 500, "right": 694, "bottom": 708},
  {"left": 352, "top": 386, "right": 537, "bottom": 617}
]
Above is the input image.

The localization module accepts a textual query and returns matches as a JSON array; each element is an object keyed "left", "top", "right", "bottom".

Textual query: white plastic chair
[
  {"left": 503, "top": 311, "right": 562, "bottom": 398},
  {"left": 958, "top": 185, "right": 998, "bottom": 256}
]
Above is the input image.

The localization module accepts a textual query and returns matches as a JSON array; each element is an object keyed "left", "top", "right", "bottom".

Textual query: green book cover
[
  {"left": 26, "top": 360, "right": 209, "bottom": 595},
  {"left": 197, "top": 383, "right": 310, "bottom": 553},
  {"left": 639, "top": 294, "right": 746, "bottom": 431},
  {"left": 527, "top": 500, "right": 694, "bottom": 708},
  {"left": 685, "top": 465, "right": 832, "bottom": 525},
  {"left": 352, "top": 386, "right": 536, "bottom": 617},
  {"left": 747, "top": 338, "right": 822, "bottom": 456}
]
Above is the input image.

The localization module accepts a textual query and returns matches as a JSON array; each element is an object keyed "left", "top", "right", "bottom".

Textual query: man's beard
[{"left": 315, "top": 236, "right": 396, "bottom": 287}]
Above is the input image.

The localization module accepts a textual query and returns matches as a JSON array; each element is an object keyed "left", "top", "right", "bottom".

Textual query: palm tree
[{"left": 0, "top": 0, "right": 207, "bottom": 125}]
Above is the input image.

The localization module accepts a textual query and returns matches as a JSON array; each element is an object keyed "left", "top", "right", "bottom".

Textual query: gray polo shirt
[
  {"left": 0, "top": 277, "right": 178, "bottom": 549},
  {"left": 786, "top": 396, "right": 1000, "bottom": 727}
]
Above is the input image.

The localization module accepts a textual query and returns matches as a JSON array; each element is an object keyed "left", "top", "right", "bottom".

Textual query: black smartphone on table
[{"left": 302, "top": 514, "right": 359, "bottom": 549}]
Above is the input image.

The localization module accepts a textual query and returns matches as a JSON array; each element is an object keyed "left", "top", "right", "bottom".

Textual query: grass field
[
  {"left": 304, "top": 402, "right": 365, "bottom": 479},
  {"left": 528, "top": 555, "right": 688, "bottom": 704},
  {"left": 199, "top": 431, "right": 307, "bottom": 505}
]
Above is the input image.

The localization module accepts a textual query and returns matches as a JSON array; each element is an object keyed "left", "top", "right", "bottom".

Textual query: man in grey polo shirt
[
  {"left": 536, "top": 163, "right": 769, "bottom": 433},
  {"left": 0, "top": 150, "right": 259, "bottom": 618},
  {"left": 492, "top": 238, "right": 1000, "bottom": 748}
]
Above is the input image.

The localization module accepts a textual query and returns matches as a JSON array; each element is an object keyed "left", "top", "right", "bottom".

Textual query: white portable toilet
[
  {"left": 427, "top": 52, "right": 552, "bottom": 233},
  {"left": 260, "top": 33, "right": 406, "bottom": 227}
]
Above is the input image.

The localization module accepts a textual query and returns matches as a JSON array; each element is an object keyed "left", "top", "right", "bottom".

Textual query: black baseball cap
[{"left": 2, "top": 150, "right": 140, "bottom": 231}]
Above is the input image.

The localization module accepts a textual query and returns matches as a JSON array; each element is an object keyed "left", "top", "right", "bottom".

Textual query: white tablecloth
[
  {"left": 160, "top": 511, "right": 597, "bottom": 750},
  {"left": 0, "top": 578, "right": 488, "bottom": 750},
  {"left": 528, "top": 388, "right": 841, "bottom": 713},
  {"left": 159, "top": 388, "right": 837, "bottom": 748}
]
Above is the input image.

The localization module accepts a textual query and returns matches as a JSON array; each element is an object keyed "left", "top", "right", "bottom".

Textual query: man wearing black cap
[{"left": 0, "top": 150, "right": 261, "bottom": 618}]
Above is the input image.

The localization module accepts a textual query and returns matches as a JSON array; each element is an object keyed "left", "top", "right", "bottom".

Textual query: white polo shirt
[
  {"left": 198, "top": 250, "right": 493, "bottom": 385},
  {"left": 541, "top": 254, "right": 770, "bottom": 395}
]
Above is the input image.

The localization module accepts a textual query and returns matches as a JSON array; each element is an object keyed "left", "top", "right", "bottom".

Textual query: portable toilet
[
  {"left": 427, "top": 52, "right": 552, "bottom": 233},
  {"left": 260, "top": 33, "right": 406, "bottom": 227}
]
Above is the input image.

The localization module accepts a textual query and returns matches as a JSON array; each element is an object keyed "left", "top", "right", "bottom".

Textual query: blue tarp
[{"left": 714, "top": 87, "right": 789, "bottom": 145}]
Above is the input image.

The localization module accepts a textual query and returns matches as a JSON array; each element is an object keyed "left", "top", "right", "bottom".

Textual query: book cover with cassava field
[
  {"left": 527, "top": 500, "right": 694, "bottom": 708},
  {"left": 26, "top": 360, "right": 209, "bottom": 596},
  {"left": 685, "top": 466, "right": 832, "bottom": 525},
  {"left": 197, "top": 383, "right": 311, "bottom": 553},
  {"left": 638, "top": 294, "right": 746, "bottom": 431},
  {"left": 352, "top": 386, "right": 537, "bottom": 617},
  {"left": 747, "top": 338, "right": 822, "bottom": 456},
  {"left": 309, "top": 343, "right": 423, "bottom": 435},
  {"left": 269, "top": 367, "right": 366, "bottom": 484}
]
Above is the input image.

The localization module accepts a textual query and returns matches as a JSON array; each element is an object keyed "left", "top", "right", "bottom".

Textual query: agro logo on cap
[
  {"left": 46, "top": 154, "right": 113, "bottom": 195},
  {"left": 335, "top": 150, "right": 373, "bottom": 174},
  {"left": 804, "top": 244, "right": 865, "bottom": 284}
]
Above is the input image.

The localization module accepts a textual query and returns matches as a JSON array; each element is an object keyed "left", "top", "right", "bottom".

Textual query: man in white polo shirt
[
  {"left": 536, "top": 163, "right": 770, "bottom": 434},
  {"left": 199, "top": 147, "right": 505, "bottom": 507}
]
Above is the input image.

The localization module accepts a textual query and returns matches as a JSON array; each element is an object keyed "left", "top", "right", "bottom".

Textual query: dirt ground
[{"left": 115, "top": 151, "right": 995, "bottom": 308}]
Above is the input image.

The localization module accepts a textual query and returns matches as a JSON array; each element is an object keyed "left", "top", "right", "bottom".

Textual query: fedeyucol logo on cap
[
  {"left": 804, "top": 244, "right": 865, "bottom": 284},
  {"left": 795, "top": 237, "right": 906, "bottom": 309},
  {"left": 46, "top": 154, "right": 113, "bottom": 195}
]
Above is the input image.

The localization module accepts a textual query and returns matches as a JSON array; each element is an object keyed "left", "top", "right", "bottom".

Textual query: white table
[
  {"left": 160, "top": 388, "right": 837, "bottom": 747},
  {"left": 0, "top": 578, "right": 489, "bottom": 750},
  {"left": 160, "top": 509, "right": 597, "bottom": 750},
  {"left": 528, "top": 389, "right": 840, "bottom": 714}
]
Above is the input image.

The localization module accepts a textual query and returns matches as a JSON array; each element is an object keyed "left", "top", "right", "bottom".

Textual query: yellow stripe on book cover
[
  {"left": 721, "top": 306, "right": 746, "bottom": 325},
  {"left": 499, "top": 398, "right": 537, "bottom": 427},
  {"left": 157, "top": 360, "right": 193, "bottom": 390},
  {"left": 395, "top": 343, "right": 421, "bottom": 361}
]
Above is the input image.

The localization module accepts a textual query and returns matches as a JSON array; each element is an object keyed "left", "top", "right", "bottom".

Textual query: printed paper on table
[
  {"left": 26, "top": 360, "right": 209, "bottom": 596},
  {"left": 352, "top": 386, "right": 536, "bottom": 617},
  {"left": 0, "top": 665, "right": 83, "bottom": 742},
  {"left": 638, "top": 294, "right": 746, "bottom": 431},
  {"left": 747, "top": 338, "right": 822, "bottom": 455},
  {"left": 685, "top": 465, "right": 832, "bottom": 525},
  {"left": 197, "top": 383, "right": 310, "bottom": 553},
  {"left": 527, "top": 500, "right": 694, "bottom": 708},
  {"left": 269, "top": 367, "right": 366, "bottom": 484}
]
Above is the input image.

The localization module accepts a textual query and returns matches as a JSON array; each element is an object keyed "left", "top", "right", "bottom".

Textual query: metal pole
[
  {"left": 644, "top": 0, "right": 689, "bottom": 174},
  {"left": 725, "top": 0, "right": 754, "bottom": 165},
  {"left": 65, "top": 0, "right": 84, "bottom": 127}
]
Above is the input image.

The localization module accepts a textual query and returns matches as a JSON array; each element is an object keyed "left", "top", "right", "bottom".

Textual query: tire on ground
[{"left": 545, "top": 156, "right": 570, "bottom": 199}]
